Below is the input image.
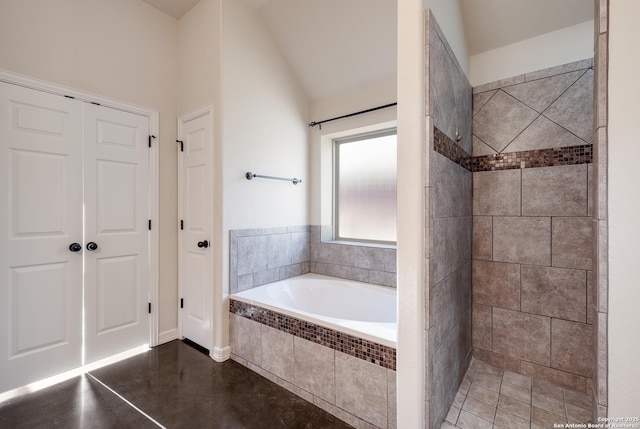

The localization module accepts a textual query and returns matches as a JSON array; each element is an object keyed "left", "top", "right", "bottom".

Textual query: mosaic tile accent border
[
  {"left": 230, "top": 299, "right": 396, "bottom": 371},
  {"left": 434, "top": 126, "right": 472, "bottom": 171},
  {"left": 472, "top": 144, "right": 592, "bottom": 172}
]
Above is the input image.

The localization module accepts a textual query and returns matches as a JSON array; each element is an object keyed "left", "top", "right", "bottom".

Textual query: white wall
[
  {"left": 425, "top": 0, "right": 469, "bottom": 76},
  {"left": 219, "top": 0, "right": 309, "bottom": 346},
  {"left": 309, "top": 77, "right": 396, "bottom": 226},
  {"left": 607, "top": 0, "right": 640, "bottom": 416},
  {"left": 177, "top": 0, "right": 226, "bottom": 354},
  {"left": 0, "top": 0, "right": 179, "bottom": 335},
  {"left": 469, "top": 21, "right": 594, "bottom": 87},
  {"left": 397, "top": 0, "right": 427, "bottom": 427}
]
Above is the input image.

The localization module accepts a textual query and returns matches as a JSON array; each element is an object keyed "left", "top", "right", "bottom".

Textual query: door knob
[
  {"left": 197, "top": 240, "right": 209, "bottom": 248},
  {"left": 69, "top": 243, "right": 82, "bottom": 252},
  {"left": 86, "top": 242, "right": 99, "bottom": 251}
]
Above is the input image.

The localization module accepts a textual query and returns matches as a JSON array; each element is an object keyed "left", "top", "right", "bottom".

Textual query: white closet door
[
  {"left": 0, "top": 82, "right": 83, "bottom": 392},
  {"left": 179, "top": 112, "right": 212, "bottom": 351},
  {"left": 83, "top": 104, "right": 150, "bottom": 364}
]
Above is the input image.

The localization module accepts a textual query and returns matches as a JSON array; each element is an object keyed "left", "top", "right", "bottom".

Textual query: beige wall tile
[
  {"left": 473, "top": 170, "right": 521, "bottom": 216},
  {"left": 472, "top": 304, "right": 492, "bottom": 349},
  {"left": 521, "top": 265, "right": 587, "bottom": 323},
  {"left": 493, "top": 217, "right": 551, "bottom": 266},
  {"left": 492, "top": 308, "right": 550, "bottom": 366},
  {"left": 261, "top": 325, "right": 294, "bottom": 382},
  {"left": 387, "top": 369, "right": 397, "bottom": 429},
  {"left": 473, "top": 260, "right": 520, "bottom": 310},
  {"left": 229, "top": 314, "right": 262, "bottom": 365},
  {"left": 552, "top": 217, "right": 593, "bottom": 270},
  {"left": 473, "top": 216, "right": 492, "bottom": 260},
  {"left": 472, "top": 348, "right": 521, "bottom": 374},
  {"left": 335, "top": 351, "right": 388, "bottom": 428},
  {"left": 293, "top": 337, "right": 335, "bottom": 403},
  {"left": 520, "top": 361, "right": 587, "bottom": 393},
  {"left": 522, "top": 165, "right": 588, "bottom": 217}
]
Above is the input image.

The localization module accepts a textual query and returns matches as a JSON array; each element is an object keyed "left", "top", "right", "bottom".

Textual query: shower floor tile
[{"left": 442, "top": 358, "right": 593, "bottom": 429}]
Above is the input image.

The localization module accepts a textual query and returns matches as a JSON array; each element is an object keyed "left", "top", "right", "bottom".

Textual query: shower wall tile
[
  {"left": 522, "top": 164, "right": 588, "bottom": 217},
  {"left": 430, "top": 263, "right": 472, "bottom": 350},
  {"left": 551, "top": 319, "right": 592, "bottom": 378},
  {"left": 492, "top": 308, "right": 551, "bottom": 366},
  {"left": 426, "top": 11, "right": 473, "bottom": 429},
  {"left": 493, "top": 216, "right": 551, "bottom": 266},
  {"left": 432, "top": 152, "right": 472, "bottom": 218},
  {"left": 552, "top": 217, "right": 593, "bottom": 270},
  {"left": 471, "top": 59, "right": 595, "bottom": 399},
  {"left": 521, "top": 265, "right": 587, "bottom": 323},
  {"left": 472, "top": 216, "right": 492, "bottom": 261},
  {"left": 473, "top": 91, "right": 538, "bottom": 153},
  {"left": 502, "top": 70, "right": 584, "bottom": 113},
  {"left": 543, "top": 70, "right": 594, "bottom": 143},
  {"left": 473, "top": 170, "right": 521, "bottom": 216},
  {"left": 472, "top": 260, "right": 520, "bottom": 310},
  {"left": 472, "top": 304, "right": 492, "bottom": 349},
  {"left": 505, "top": 115, "right": 586, "bottom": 153},
  {"left": 431, "top": 216, "right": 472, "bottom": 285},
  {"left": 523, "top": 58, "right": 592, "bottom": 82}
]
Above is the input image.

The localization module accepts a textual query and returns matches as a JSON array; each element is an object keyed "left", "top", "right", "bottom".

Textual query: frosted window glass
[{"left": 337, "top": 133, "right": 397, "bottom": 243}]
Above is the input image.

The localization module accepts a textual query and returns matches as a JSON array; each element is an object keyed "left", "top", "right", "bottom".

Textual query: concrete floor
[{"left": 0, "top": 340, "right": 353, "bottom": 429}]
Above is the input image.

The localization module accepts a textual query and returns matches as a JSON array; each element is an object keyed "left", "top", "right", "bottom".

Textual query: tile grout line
[{"left": 86, "top": 373, "right": 166, "bottom": 429}]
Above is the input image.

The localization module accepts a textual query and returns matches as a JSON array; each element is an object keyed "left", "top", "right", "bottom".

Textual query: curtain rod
[{"left": 308, "top": 102, "right": 397, "bottom": 129}]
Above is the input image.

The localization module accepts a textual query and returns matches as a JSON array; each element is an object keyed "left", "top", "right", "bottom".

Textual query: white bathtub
[{"left": 230, "top": 273, "right": 397, "bottom": 347}]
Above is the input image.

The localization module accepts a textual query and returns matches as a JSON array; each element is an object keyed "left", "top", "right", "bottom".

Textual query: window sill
[{"left": 322, "top": 239, "right": 397, "bottom": 250}]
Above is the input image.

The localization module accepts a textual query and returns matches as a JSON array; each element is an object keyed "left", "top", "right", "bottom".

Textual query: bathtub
[{"left": 230, "top": 273, "right": 397, "bottom": 347}]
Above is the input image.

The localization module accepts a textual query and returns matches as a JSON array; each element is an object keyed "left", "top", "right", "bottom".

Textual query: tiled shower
[{"left": 228, "top": 7, "right": 605, "bottom": 428}]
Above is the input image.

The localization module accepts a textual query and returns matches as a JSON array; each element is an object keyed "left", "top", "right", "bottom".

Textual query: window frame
[{"left": 332, "top": 127, "right": 398, "bottom": 246}]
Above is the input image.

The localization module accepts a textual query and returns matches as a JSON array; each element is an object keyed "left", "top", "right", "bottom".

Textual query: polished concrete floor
[{"left": 0, "top": 340, "right": 353, "bottom": 429}]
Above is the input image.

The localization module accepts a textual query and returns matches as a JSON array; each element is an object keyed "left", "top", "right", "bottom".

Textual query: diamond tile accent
[
  {"left": 503, "top": 70, "right": 585, "bottom": 113},
  {"left": 543, "top": 69, "right": 594, "bottom": 143},
  {"left": 473, "top": 90, "right": 539, "bottom": 153}
]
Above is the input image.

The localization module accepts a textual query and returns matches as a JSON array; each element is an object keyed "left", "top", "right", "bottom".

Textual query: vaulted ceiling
[{"left": 142, "top": 0, "right": 594, "bottom": 102}]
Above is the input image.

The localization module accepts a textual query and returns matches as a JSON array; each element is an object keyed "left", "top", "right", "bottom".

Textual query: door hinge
[
  {"left": 176, "top": 140, "right": 184, "bottom": 152},
  {"left": 149, "top": 135, "right": 156, "bottom": 148},
  {"left": 180, "top": 298, "right": 184, "bottom": 309},
  {"left": 148, "top": 219, "right": 152, "bottom": 230},
  {"left": 180, "top": 220, "right": 184, "bottom": 230},
  {"left": 148, "top": 302, "right": 151, "bottom": 314}
]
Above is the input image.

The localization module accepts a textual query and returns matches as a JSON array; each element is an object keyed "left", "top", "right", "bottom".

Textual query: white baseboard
[
  {"left": 211, "top": 346, "right": 231, "bottom": 362},
  {"left": 158, "top": 328, "right": 179, "bottom": 345}
]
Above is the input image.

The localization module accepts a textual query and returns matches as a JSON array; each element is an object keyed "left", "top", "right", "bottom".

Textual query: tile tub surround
[
  {"left": 471, "top": 61, "right": 594, "bottom": 394},
  {"left": 229, "top": 226, "right": 397, "bottom": 293},
  {"left": 441, "top": 358, "right": 594, "bottom": 428},
  {"left": 427, "top": 12, "right": 474, "bottom": 429},
  {"left": 229, "top": 307, "right": 397, "bottom": 429}
]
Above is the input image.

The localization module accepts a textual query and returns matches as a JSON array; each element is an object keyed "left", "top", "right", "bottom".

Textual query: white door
[
  {"left": 0, "top": 82, "right": 84, "bottom": 392},
  {"left": 83, "top": 103, "right": 150, "bottom": 364},
  {"left": 179, "top": 111, "right": 212, "bottom": 351}
]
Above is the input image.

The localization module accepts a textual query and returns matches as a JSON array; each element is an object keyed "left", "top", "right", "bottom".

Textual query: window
[{"left": 334, "top": 129, "right": 397, "bottom": 244}]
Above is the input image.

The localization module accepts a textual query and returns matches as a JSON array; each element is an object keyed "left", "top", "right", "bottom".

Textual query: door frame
[
  {"left": 177, "top": 105, "right": 214, "bottom": 353},
  {"left": 0, "top": 69, "right": 161, "bottom": 347}
]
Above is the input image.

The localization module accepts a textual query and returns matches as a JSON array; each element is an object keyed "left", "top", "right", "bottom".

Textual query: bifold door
[{"left": 0, "top": 82, "right": 151, "bottom": 393}]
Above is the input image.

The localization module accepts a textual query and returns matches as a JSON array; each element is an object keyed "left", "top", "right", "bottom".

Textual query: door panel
[
  {"left": 179, "top": 112, "right": 212, "bottom": 351},
  {"left": 83, "top": 104, "right": 149, "bottom": 364},
  {"left": 0, "top": 82, "right": 83, "bottom": 392}
]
